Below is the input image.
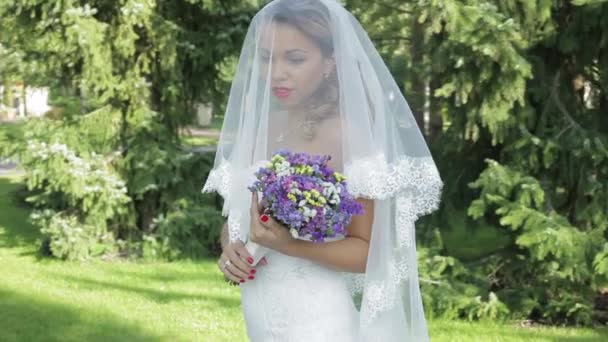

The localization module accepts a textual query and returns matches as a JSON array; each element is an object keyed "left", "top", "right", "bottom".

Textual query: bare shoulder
[
  {"left": 318, "top": 113, "right": 343, "bottom": 142},
  {"left": 317, "top": 113, "right": 344, "bottom": 170}
]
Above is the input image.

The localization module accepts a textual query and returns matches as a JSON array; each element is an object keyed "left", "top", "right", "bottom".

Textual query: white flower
[
  {"left": 290, "top": 228, "right": 299, "bottom": 238},
  {"left": 276, "top": 161, "right": 292, "bottom": 177},
  {"left": 302, "top": 207, "right": 317, "bottom": 219}
]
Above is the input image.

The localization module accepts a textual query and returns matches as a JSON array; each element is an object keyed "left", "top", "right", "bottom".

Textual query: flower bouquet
[{"left": 246, "top": 150, "right": 365, "bottom": 265}]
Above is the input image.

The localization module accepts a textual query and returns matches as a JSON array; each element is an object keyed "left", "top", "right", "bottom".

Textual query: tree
[
  {"left": 0, "top": 0, "right": 257, "bottom": 259},
  {"left": 347, "top": 0, "right": 608, "bottom": 325}
]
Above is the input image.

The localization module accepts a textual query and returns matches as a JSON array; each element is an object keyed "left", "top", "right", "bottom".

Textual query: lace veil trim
[
  {"left": 341, "top": 153, "right": 442, "bottom": 328},
  {"left": 202, "top": 153, "right": 443, "bottom": 327}
]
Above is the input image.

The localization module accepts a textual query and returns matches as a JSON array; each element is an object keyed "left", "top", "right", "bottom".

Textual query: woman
[{"left": 203, "top": 0, "right": 443, "bottom": 340}]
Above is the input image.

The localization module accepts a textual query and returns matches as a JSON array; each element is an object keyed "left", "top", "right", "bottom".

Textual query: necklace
[{"left": 275, "top": 119, "right": 317, "bottom": 142}]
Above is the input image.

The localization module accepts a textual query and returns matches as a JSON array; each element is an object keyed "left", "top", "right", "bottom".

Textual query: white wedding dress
[
  {"left": 240, "top": 236, "right": 360, "bottom": 342},
  {"left": 202, "top": 1, "right": 442, "bottom": 340}
]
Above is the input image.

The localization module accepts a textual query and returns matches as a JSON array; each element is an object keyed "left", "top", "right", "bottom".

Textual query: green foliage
[
  {"left": 468, "top": 159, "right": 605, "bottom": 324},
  {"left": 30, "top": 209, "right": 115, "bottom": 260},
  {"left": 19, "top": 137, "right": 131, "bottom": 260},
  {"left": 440, "top": 203, "right": 512, "bottom": 261},
  {"left": 594, "top": 243, "right": 608, "bottom": 279},
  {"left": 116, "top": 111, "right": 223, "bottom": 258},
  {"left": 2, "top": 0, "right": 607, "bottom": 327},
  {"left": 417, "top": 226, "right": 510, "bottom": 322},
  {"left": 347, "top": 0, "right": 608, "bottom": 325},
  {"left": 421, "top": 1, "right": 535, "bottom": 145},
  {"left": 143, "top": 197, "right": 224, "bottom": 260},
  {"left": 0, "top": 0, "right": 253, "bottom": 261}
]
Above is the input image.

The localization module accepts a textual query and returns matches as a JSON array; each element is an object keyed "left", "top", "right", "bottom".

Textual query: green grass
[
  {"left": 0, "top": 175, "right": 245, "bottom": 341},
  {"left": 1, "top": 174, "right": 607, "bottom": 341},
  {"left": 180, "top": 135, "right": 218, "bottom": 147}
]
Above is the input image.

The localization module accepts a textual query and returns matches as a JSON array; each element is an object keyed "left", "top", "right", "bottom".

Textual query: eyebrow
[{"left": 259, "top": 48, "right": 308, "bottom": 54}]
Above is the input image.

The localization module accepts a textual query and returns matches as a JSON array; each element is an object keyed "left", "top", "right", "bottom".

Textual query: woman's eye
[{"left": 289, "top": 58, "right": 305, "bottom": 65}]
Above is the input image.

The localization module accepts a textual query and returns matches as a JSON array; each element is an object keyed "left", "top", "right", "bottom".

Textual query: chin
[{"left": 278, "top": 98, "right": 302, "bottom": 108}]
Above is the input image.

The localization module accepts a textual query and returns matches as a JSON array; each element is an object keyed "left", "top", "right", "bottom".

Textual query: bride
[{"left": 203, "top": 0, "right": 443, "bottom": 341}]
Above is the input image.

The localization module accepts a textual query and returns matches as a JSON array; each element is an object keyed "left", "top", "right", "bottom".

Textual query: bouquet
[{"left": 246, "top": 150, "right": 365, "bottom": 265}]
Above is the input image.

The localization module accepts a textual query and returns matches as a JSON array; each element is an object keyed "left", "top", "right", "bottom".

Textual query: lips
[{"left": 272, "top": 87, "right": 293, "bottom": 99}]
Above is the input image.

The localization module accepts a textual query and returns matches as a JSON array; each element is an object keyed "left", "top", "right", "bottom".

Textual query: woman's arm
[{"left": 285, "top": 198, "right": 374, "bottom": 273}]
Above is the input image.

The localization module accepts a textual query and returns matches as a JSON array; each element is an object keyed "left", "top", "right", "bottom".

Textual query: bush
[
  {"left": 142, "top": 198, "right": 224, "bottom": 260},
  {"left": 11, "top": 112, "right": 225, "bottom": 261},
  {"left": 418, "top": 223, "right": 511, "bottom": 322},
  {"left": 21, "top": 139, "right": 131, "bottom": 260}
]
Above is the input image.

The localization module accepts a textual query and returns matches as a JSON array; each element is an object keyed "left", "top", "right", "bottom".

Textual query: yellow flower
[
  {"left": 334, "top": 172, "right": 346, "bottom": 182},
  {"left": 271, "top": 154, "right": 286, "bottom": 163}
]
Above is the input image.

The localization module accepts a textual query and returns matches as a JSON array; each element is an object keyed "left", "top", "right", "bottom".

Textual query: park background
[{"left": 1, "top": 0, "right": 608, "bottom": 341}]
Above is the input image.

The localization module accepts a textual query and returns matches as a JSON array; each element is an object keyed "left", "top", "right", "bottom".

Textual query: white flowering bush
[
  {"left": 22, "top": 139, "right": 131, "bottom": 260},
  {"left": 30, "top": 209, "right": 97, "bottom": 260}
]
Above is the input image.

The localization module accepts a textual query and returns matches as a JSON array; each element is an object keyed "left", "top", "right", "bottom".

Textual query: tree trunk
[
  {"left": 409, "top": 16, "right": 426, "bottom": 134},
  {"left": 21, "top": 82, "right": 28, "bottom": 117},
  {"left": 429, "top": 75, "right": 443, "bottom": 142}
]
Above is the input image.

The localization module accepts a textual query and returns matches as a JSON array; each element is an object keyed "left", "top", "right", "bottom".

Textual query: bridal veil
[{"left": 203, "top": 0, "right": 443, "bottom": 340}]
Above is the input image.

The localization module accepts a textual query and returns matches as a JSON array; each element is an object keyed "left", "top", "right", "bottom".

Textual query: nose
[{"left": 271, "top": 60, "right": 288, "bottom": 82}]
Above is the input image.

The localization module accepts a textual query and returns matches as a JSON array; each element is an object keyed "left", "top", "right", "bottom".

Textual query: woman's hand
[
  {"left": 250, "top": 192, "right": 297, "bottom": 255},
  {"left": 218, "top": 239, "right": 267, "bottom": 285}
]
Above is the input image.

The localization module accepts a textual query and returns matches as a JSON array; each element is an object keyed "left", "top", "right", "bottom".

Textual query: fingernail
[
  {"left": 248, "top": 275, "right": 255, "bottom": 280},
  {"left": 250, "top": 269, "right": 256, "bottom": 274},
  {"left": 247, "top": 257, "right": 253, "bottom": 264},
  {"left": 260, "top": 214, "right": 269, "bottom": 223},
  {"left": 240, "top": 279, "right": 245, "bottom": 283}
]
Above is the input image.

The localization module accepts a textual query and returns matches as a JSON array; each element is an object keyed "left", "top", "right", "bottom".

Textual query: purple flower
[{"left": 249, "top": 150, "right": 365, "bottom": 243}]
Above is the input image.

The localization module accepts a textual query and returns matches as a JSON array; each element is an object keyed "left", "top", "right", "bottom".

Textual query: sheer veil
[{"left": 202, "top": 0, "right": 443, "bottom": 340}]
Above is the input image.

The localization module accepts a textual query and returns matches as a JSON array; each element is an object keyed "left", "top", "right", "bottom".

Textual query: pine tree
[
  {"left": 0, "top": 0, "right": 256, "bottom": 258},
  {"left": 347, "top": 0, "right": 608, "bottom": 325}
]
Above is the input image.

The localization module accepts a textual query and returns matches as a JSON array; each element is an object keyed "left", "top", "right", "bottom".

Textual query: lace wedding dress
[
  {"left": 240, "top": 236, "right": 360, "bottom": 342},
  {"left": 202, "top": 0, "right": 443, "bottom": 340}
]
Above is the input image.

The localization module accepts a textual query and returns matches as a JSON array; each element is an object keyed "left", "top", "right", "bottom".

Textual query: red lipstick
[{"left": 272, "top": 87, "right": 293, "bottom": 99}]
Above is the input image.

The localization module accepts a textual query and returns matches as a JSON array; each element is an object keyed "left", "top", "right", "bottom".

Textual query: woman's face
[{"left": 258, "top": 22, "right": 334, "bottom": 108}]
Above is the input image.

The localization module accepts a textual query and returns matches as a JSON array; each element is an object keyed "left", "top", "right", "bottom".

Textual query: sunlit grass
[
  {"left": 1, "top": 174, "right": 607, "bottom": 341},
  {"left": 180, "top": 135, "right": 218, "bottom": 147}
]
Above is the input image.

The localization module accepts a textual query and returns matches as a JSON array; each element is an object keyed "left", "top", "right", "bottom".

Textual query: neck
[{"left": 286, "top": 105, "right": 309, "bottom": 123}]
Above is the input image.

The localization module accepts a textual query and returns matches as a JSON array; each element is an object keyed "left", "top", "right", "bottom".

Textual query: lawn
[
  {"left": 180, "top": 135, "right": 218, "bottom": 147},
  {"left": 1, "top": 174, "right": 607, "bottom": 341}
]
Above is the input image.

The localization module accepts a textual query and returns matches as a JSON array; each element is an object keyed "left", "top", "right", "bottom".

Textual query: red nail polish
[
  {"left": 248, "top": 275, "right": 255, "bottom": 280},
  {"left": 250, "top": 269, "right": 256, "bottom": 274},
  {"left": 260, "top": 214, "right": 269, "bottom": 223},
  {"left": 247, "top": 257, "right": 253, "bottom": 264},
  {"left": 240, "top": 279, "right": 245, "bottom": 283}
]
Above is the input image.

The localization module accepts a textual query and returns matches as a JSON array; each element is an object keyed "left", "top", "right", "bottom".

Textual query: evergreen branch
[
  {"left": 419, "top": 278, "right": 442, "bottom": 285},
  {"left": 551, "top": 70, "right": 608, "bottom": 152},
  {"left": 375, "top": 1, "right": 412, "bottom": 15},
  {"left": 370, "top": 36, "right": 411, "bottom": 44},
  {"left": 551, "top": 71, "right": 583, "bottom": 132}
]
